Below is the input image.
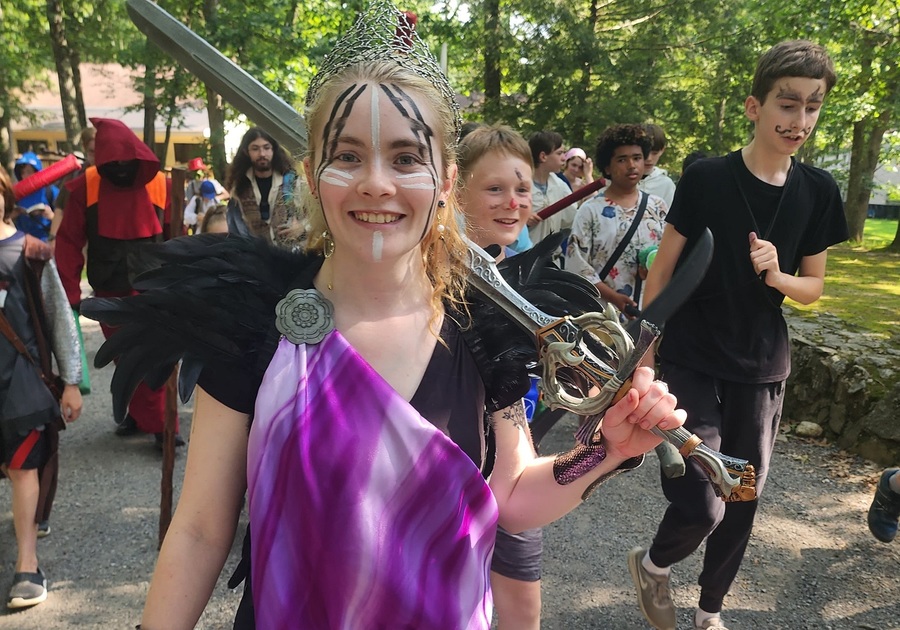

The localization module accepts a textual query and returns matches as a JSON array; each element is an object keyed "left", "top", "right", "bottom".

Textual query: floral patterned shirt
[{"left": 566, "top": 191, "right": 667, "bottom": 305}]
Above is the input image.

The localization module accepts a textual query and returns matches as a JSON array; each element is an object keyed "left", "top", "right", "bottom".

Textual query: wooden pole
[{"left": 159, "top": 167, "right": 186, "bottom": 548}]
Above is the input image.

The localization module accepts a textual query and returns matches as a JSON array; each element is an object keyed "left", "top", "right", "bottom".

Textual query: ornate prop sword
[
  {"left": 466, "top": 238, "right": 756, "bottom": 502},
  {"left": 128, "top": 0, "right": 755, "bottom": 502}
]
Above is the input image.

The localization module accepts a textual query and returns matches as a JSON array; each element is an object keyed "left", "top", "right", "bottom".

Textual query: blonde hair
[
  {"left": 302, "top": 60, "right": 469, "bottom": 318},
  {"left": 0, "top": 166, "right": 15, "bottom": 223}
]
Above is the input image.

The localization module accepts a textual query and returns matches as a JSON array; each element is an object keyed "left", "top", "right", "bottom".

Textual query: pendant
[{"left": 274, "top": 288, "right": 335, "bottom": 345}]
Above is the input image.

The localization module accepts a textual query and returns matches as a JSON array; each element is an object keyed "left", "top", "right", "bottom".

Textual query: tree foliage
[
  {"left": 0, "top": 0, "right": 54, "bottom": 167},
  {"left": 5, "top": 0, "right": 900, "bottom": 238}
]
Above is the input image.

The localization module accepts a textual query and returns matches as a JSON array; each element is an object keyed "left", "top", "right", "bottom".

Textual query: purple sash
[{"left": 247, "top": 332, "right": 498, "bottom": 629}]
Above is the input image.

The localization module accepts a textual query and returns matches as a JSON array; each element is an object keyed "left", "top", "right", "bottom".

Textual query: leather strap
[
  {"left": 0, "top": 309, "right": 53, "bottom": 392},
  {"left": 0, "top": 238, "right": 58, "bottom": 394}
]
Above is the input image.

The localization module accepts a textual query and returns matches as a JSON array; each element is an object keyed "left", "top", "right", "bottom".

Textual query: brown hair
[
  {"left": 200, "top": 205, "right": 228, "bottom": 233},
  {"left": 302, "top": 60, "right": 469, "bottom": 320},
  {"left": 751, "top": 40, "right": 837, "bottom": 104},
  {"left": 528, "top": 130, "right": 563, "bottom": 167},
  {"left": 226, "top": 127, "right": 295, "bottom": 194},
  {"left": 79, "top": 126, "right": 96, "bottom": 147},
  {"left": 0, "top": 166, "right": 15, "bottom": 223},
  {"left": 641, "top": 123, "right": 667, "bottom": 152},
  {"left": 457, "top": 124, "right": 532, "bottom": 184}
]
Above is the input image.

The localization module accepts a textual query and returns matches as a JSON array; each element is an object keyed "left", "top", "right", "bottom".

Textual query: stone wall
[{"left": 783, "top": 307, "right": 900, "bottom": 465}]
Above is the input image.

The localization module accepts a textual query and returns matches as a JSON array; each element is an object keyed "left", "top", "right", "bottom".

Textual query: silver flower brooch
[{"left": 275, "top": 288, "right": 335, "bottom": 345}]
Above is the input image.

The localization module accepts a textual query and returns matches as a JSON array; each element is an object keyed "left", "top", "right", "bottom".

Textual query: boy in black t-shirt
[{"left": 627, "top": 41, "right": 849, "bottom": 630}]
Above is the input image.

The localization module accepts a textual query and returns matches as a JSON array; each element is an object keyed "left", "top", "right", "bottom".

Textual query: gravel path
[{"left": 1, "top": 319, "right": 898, "bottom": 629}]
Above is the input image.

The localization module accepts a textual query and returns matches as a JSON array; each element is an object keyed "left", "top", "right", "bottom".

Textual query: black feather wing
[
  {"left": 80, "top": 234, "right": 322, "bottom": 422},
  {"left": 461, "top": 231, "right": 607, "bottom": 412}
]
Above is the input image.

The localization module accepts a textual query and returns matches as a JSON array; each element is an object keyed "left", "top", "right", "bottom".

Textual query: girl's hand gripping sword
[{"left": 465, "top": 238, "right": 757, "bottom": 502}]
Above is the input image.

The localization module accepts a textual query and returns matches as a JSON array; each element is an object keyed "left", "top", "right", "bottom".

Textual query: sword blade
[
  {"left": 625, "top": 227, "right": 713, "bottom": 339},
  {"left": 126, "top": 0, "right": 307, "bottom": 155},
  {"left": 464, "top": 237, "right": 558, "bottom": 335}
]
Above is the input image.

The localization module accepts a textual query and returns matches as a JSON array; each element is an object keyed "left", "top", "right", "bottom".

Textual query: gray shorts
[{"left": 490, "top": 525, "right": 543, "bottom": 582}]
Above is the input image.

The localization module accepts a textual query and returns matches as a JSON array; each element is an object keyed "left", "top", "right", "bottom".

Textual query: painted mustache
[{"left": 775, "top": 125, "right": 812, "bottom": 137}]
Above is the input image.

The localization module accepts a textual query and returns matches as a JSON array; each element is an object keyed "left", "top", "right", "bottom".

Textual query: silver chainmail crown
[{"left": 305, "top": 0, "right": 462, "bottom": 139}]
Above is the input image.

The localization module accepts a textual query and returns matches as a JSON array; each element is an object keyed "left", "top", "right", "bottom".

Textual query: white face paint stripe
[
  {"left": 395, "top": 172, "right": 432, "bottom": 179},
  {"left": 323, "top": 167, "right": 353, "bottom": 180},
  {"left": 399, "top": 183, "right": 437, "bottom": 190},
  {"left": 320, "top": 176, "right": 349, "bottom": 187},
  {"left": 372, "top": 231, "right": 383, "bottom": 262}
]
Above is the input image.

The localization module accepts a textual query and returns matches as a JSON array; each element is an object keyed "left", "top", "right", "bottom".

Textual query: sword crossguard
[{"left": 537, "top": 306, "right": 632, "bottom": 415}]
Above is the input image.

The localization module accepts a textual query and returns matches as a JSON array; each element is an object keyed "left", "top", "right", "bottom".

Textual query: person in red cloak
[{"left": 56, "top": 118, "right": 182, "bottom": 448}]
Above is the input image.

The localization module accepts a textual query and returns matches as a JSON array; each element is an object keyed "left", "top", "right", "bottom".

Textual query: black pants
[{"left": 648, "top": 363, "right": 784, "bottom": 613}]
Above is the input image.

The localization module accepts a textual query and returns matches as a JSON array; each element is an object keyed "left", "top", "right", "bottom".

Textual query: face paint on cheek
[
  {"left": 320, "top": 167, "right": 352, "bottom": 187},
  {"left": 397, "top": 172, "right": 436, "bottom": 190},
  {"left": 372, "top": 231, "right": 383, "bottom": 262}
]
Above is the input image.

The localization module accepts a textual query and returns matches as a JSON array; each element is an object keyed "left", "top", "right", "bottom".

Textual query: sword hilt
[{"left": 651, "top": 426, "right": 757, "bottom": 501}]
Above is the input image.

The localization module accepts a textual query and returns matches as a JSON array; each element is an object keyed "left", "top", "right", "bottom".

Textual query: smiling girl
[{"left": 84, "top": 3, "right": 685, "bottom": 628}]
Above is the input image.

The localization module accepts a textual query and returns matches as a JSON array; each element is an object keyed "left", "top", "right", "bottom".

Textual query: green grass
[{"left": 785, "top": 218, "right": 899, "bottom": 338}]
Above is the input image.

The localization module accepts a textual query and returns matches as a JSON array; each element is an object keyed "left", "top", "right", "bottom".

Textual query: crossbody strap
[
  {"left": 725, "top": 151, "right": 794, "bottom": 241},
  {"left": 725, "top": 151, "right": 795, "bottom": 310},
  {"left": 598, "top": 191, "right": 648, "bottom": 281},
  {"left": 0, "top": 237, "right": 57, "bottom": 391},
  {"left": 0, "top": 309, "right": 39, "bottom": 369}
]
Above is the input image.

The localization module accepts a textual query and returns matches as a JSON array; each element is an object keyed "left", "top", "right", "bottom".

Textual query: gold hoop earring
[{"left": 322, "top": 230, "right": 335, "bottom": 258}]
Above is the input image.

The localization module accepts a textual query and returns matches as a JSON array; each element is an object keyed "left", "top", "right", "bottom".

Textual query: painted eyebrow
[
  {"left": 331, "top": 136, "right": 426, "bottom": 154},
  {"left": 333, "top": 135, "right": 366, "bottom": 148},
  {"left": 775, "top": 88, "right": 824, "bottom": 103},
  {"left": 389, "top": 138, "right": 427, "bottom": 153}
]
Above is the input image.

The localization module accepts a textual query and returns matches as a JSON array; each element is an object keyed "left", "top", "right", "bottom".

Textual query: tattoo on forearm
[{"left": 500, "top": 401, "right": 528, "bottom": 432}]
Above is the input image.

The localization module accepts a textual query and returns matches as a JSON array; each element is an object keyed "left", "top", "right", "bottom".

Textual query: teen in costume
[{"left": 83, "top": 2, "right": 685, "bottom": 627}]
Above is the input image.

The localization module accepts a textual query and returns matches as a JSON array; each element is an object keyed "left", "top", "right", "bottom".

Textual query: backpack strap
[{"left": 598, "top": 191, "right": 649, "bottom": 281}]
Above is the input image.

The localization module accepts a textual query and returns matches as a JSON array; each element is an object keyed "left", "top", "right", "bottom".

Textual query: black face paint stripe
[
  {"left": 389, "top": 83, "right": 436, "bottom": 166},
  {"left": 318, "top": 83, "right": 358, "bottom": 171},
  {"left": 382, "top": 83, "right": 440, "bottom": 242},
  {"left": 316, "top": 83, "right": 368, "bottom": 183}
]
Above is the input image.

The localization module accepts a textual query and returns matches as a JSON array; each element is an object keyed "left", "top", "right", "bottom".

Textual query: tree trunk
[
  {"left": 142, "top": 41, "right": 157, "bottom": 156},
  {"left": 845, "top": 113, "right": 890, "bottom": 243},
  {"left": 45, "top": 0, "right": 81, "bottom": 148},
  {"left": 63, "top": 9, "right": 87, "bottom": 130},
  {"left": 482, "top": 0, "right": 501, "bottom": 121},
  {"left": 572, "top": 0, "right": 599, "bottom": 148},
  {"left": 888, "top": 216, "right": 900, "bottom": 252},
  {"left": 0, "top": 108, "right": 12, "bottom": 171},
  {"left": 714, "top": 96, "right": 727, "bottom": 155},
  {"left": 69, "top": 46, "right": 87, "bottom": 130},
  {"left": 202, "top": 0, "right": 227, "bottom": 177},
  {"left": 160, "top": 121, "right": 172, "bottom": 170},
  {"left": 206, "top": 85, "right": 227, "bottom": 178}
]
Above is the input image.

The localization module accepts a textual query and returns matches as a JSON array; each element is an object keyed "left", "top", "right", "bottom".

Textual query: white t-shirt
[{"left": 528, "top": 173, "right": 578, "bottom": 246}]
